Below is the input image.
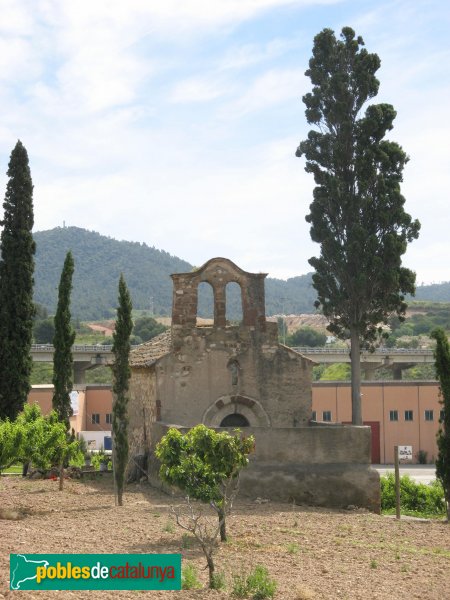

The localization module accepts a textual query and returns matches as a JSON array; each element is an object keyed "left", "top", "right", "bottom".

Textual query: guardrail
[
  {"left": 30, "top": 344, "right": 434, "bottom": 356},
  {"left": 292, "top": 347, "right": 434, "bottom": 355},
  {"left": 31, "top": 344, "right": 140, "bottom": 353}
]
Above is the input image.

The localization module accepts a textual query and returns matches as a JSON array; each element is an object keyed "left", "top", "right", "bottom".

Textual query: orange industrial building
[
  {"left": 312, "top": 381, "right": 442, "bottom": 464},
  {"left": 29, "top": 380, "right": 443, "bottom": 464},
  {"left": 29, "top": 385, "right": 113, "bottom": 450}
]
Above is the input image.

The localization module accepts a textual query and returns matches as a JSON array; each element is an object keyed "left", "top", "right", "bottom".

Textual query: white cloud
[
  {"left": 225, "top": 67, "right": 307, "bottom": 116},
  {"left": 219, "top": 37, "right": 300, "bottom": 71},
  {"left": 1, "top": 0, "right": 449, "bottom": 286},
  {"left": 169, "top": 77, "right": 231, "bottom": 104}
]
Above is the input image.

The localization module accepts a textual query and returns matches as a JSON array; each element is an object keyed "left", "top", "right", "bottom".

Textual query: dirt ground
[{"left": 0, "top": 475, "right": 448, "bottom": 600}]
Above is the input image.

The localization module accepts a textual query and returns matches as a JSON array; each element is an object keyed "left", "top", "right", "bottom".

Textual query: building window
[
  {"left": 312, "top": 411, "right": 317, "bottom": 421},
  {"left": 440, "top": 410, "right": 445, "bottom": 422},
  {"left": 404, "top": 410, "right": 413, "bottom": 422},
  {"left": 322, "top": 411, "right": 332, "bottom": 422},
  {"left": 91, "top": 413, "right": 100, "bottom": 425},
  {"left": 424, "top": 410, "right": 434, "bottom": 422},
  {"left": 389, "top": 410, "right": 398, "bottom": 422},
  {"left": 389, "top": 410, "right": 398, "bottom": 421},
  {"left": 106, "top": 413, "right": 112, "bottom": 424}
]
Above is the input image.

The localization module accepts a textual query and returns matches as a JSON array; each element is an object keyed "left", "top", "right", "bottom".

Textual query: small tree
[
  {"left": 112, "top": 274, "right": 133, "bottom": 506},
  {"left": 157, "top": 424, "right": 254, "bottom": 535},
  {"left": 431, "top": 328, "right": 450, "bottom": 521},
  {"left": 0, "top": 141, "right": 36, "bottom": 420},
  {"left": 0, "top": 405, "right": 83, "bottom": 485},
  {"left": 156, "top": 425, "right": 254, "bottom": 587},
  {"left": 33, "top": 318, "right": 55, "bottom": 344},
  {"left": 52, "top": 251, "right": 76, "bottom": 430},
  {"left": 16, "top": 404, "right": 82, "bottom": 489},
  {"left": 0, "top": 418, "right": 24, "bottom": 473},
  {"left": 296, "top": 27, "right": 420, "bottom": 424},
  {"left": 133, "top": 316, "right": 167, "bottom": 343},
  {"left": 286, "top": 326, "right": 327, "bottom": 347}
]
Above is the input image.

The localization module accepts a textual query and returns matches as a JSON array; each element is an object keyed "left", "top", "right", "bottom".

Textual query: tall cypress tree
[
  {"left": 52, "top": 251, "right": 75, "bottom": 430},
  {"left": 0, "top": 141, "right": 36, "bottom": 420},
  {"left": 431, "top": 328, "right": 450, "bottom": 521},
  {"left": 112, "top": 274, "right": 133, "bottom": 506},
  {"left": 296, "top": 28, "right": 420, "bottom": 424}
]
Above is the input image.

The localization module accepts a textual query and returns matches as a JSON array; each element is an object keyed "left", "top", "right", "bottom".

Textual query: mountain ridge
[{"left": 32, "top": 226, "right": 450, "bottom": 320}]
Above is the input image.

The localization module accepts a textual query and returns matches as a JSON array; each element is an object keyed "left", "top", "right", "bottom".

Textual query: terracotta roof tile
[{"left": 129, "top": 330, "right": 172, "bottom": 368}]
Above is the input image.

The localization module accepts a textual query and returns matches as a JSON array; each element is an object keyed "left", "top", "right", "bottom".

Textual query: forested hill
[
  {"left": 34, "top": 227, "right": 192, "bottom": 320},
  {"left": 33, "top": 227, "right": 450, "bottom": 320}
]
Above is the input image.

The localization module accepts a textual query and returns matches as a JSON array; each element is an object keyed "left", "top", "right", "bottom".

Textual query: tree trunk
[
  {"left": 59, "top": 464, "right": 64, "bottom": 491},
  {"left": 22, "top": 461, "right": 30, "bottom": 477},
  {"left": 446, "top": 489, "right": 450, "bottom": 522},
  {"left": 218, "top": 507, "right": 227, "bottom": 542},
  {"left": 350, "top": 328, "right": 363, "bottom": 425},
  {"left": 205, "top": 551, "right": 215, "bottom": 588}
]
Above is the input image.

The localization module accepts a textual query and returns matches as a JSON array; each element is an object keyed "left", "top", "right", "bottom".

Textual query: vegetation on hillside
[
  {"left": 32, "top": 227, "right": 450, "bottom": 322},
  {"left": 33, "top": 226, "right": 192, "bottom": 320}
]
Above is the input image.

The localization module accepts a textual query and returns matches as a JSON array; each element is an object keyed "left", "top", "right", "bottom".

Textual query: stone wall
[
  {"left": 154, "top": 324, "right": 313, "bottom": 428},
  {"left": 149, "top": 422, "right": 380, "bottom": 512},
  {"left": 127, "top": 366, "right": 157, "bottom": 461}
]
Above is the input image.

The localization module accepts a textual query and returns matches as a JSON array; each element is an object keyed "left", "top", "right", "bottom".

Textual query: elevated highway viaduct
[
  {"left": 32, "top": 344, "right": 434, "bottom": 383},
  {"left": 292, "top": 347, "right": 434, "bottom": 380}
]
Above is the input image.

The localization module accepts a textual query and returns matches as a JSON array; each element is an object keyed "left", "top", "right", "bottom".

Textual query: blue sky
[{"left": 1, "top": 0, "right": 449, "bottom": 284}]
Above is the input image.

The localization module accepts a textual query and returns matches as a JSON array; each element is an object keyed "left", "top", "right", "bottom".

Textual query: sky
[{"left": 0, "top": 0, "right": 449, "bottom": 284}]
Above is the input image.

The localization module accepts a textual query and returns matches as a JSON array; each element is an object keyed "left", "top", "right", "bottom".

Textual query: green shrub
[
  {"left": 380, "top": 474, "right": 445, "bottom": 515},
  {"left": 232, "top": 573, "right": 248, "bottom": 598},
  {"left": 416, "top": 450, "right": 428, "bottom": 464},
  {"left": 211, "top": 571, "right": 226, "bottom": 590},
  {"left": 181, "top": 563, "right": 201, "bottom": 590},
  {"left": 232, "top": 565, "right": 277, "bottom": 599},
  {"left": 90, "top": 451, "right": 112, "bottom": 471},
  {"left": 163, "top": 520, "right": 175, "bottom": 533}
]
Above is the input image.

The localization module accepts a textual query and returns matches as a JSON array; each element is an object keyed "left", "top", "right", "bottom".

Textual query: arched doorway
[{"left": 219, "top": 413, "right": 250, "bottom": 427}]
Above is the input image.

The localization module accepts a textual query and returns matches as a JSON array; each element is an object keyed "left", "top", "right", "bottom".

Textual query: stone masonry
[{"left": 127, "top": 258, "right": 380, "bottom": 511}]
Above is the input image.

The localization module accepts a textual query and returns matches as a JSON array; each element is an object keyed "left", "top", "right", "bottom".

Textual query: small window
[
  {"left": 91, "top": 413, "right": 100, "bottom": 425},
  {"left": 424, "top": 410, "right": 434, "bottom": 422},
  {"left": 322, "top": 411, "right": 332, "bottom": 422},
  {"left": 404, "top": 410, "right": 413, "bottom": 422},
  {"left": 389, "top": 410, "right": 398, "bottom": 422},
  {"left": 105, "top": 413, "right": 112, "bottom": 424},
  {"left": 440, "top": 410, "right": 445, "bottom": 422},
  {"left": 312, "top": 411, "right": 317, "bottom": 421}
]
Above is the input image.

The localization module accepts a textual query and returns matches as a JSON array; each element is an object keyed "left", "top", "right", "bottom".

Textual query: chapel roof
[{"left": 129, "top": 329, "right": 172, "bottom": 368}]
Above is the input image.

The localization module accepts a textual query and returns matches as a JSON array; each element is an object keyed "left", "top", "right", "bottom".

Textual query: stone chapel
[{"left": 127, "top": 258, "right": 380, "bottom": 511}]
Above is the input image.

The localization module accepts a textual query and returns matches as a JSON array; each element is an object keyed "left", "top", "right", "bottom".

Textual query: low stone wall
[{"left": 148, "top": 422, "right": 380, "bottom": 513}]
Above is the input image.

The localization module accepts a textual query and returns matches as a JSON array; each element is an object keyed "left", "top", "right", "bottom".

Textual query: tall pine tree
[
  {"left": 112, "top": 274, "right": 133, "bottom": 506},
  {"left": 0, "top": 141, "right": 36, "bottom": 420},
  {"left": 52, "top": 251, "right": 75, "bottom": 430},
  {"left": 296, "top": 27, "right": 420, "bottom": 424}
]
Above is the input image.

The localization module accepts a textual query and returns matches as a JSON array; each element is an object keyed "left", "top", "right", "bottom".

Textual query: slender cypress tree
[
  {"left": 112, "top": 274, "right": 133, "bottom": 506},
  {"left": 431, "top": 328, "right": 450, "bottom": 521},
  {"left": 296, "top": 28, "right": 420, "bottom": 424},
  {"left": 52, "top": 251, "right": 76, "bottom": 430},
  {"left": 0, "top": 141, "right": 36, "bottom": 420}
]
